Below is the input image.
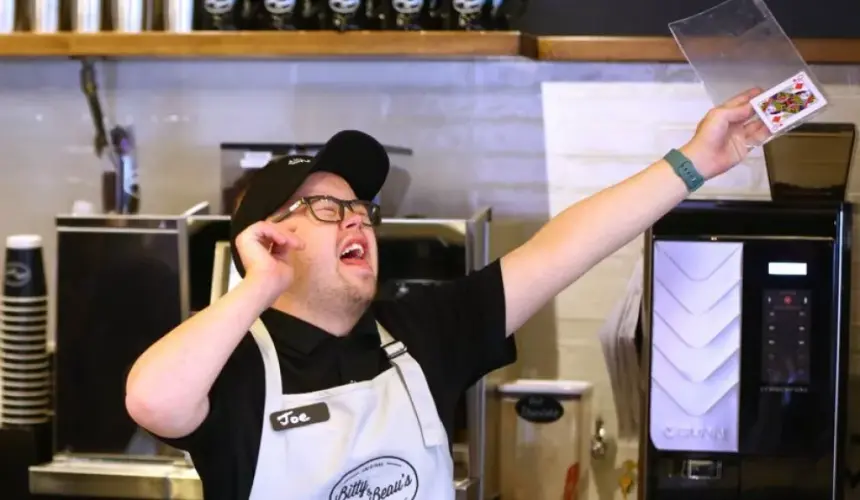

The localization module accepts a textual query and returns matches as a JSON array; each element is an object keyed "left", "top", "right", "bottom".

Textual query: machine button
[{"left": 682, "top": 459, "right": 722, "bottom": 480}]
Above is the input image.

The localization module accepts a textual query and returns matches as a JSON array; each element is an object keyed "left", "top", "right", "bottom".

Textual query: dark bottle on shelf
[
  {"left": 384, "top": 0, "right": 442, "bottom": 30},
  {"left": 324, "top": 0, "right": 375, "bottom": 31},
  {"left": 197, "top": 0, "right": 247, "bottom": 30},
  {"left": 492, "top": 0, "right": 528, "bottom": 30},
  {"left": 302, "top": 0, "right": 327, "bottom": 29},
  {"left": 247, "top": 0, "right": 302, "bottom": 30},
  {"left": 444, "top": 0, "right": 493, "bottom": 30}
]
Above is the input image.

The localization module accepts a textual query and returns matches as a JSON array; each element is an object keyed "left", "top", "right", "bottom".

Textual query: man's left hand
[{"left": 681, "top": 88, "right": 771, "bottom": 180}]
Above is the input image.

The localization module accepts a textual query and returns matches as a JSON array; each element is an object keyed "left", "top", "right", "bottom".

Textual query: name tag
[{"left": 269, "top": 402, "right": 330, "bottom": 432}]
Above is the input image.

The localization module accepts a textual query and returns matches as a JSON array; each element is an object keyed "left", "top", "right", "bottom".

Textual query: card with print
[{"left": 751, "top": 71, "right": 828, "bottom": 134}]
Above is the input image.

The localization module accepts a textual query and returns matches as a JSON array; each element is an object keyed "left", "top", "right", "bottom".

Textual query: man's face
[{"left": 273, "top": 172, "right": 378, "bottom": 310}]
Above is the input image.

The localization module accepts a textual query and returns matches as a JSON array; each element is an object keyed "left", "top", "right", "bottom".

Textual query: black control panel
[
  {"left": 739, "top": 240, "right": 834, "bottom": 459},
  {"left": 762, "top": 289, "right": 811, "bottom": 386}
]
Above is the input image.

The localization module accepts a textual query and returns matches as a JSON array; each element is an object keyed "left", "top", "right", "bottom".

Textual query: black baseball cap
[{"left": 230, "top": 130, "right": 390, "bottom": 276}]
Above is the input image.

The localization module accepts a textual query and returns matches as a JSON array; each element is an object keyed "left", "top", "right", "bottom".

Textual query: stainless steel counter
[
  {"left": 30, "top": 456, "right": 480, "bottom": 499},
  {"left": 29, "top": 456, "right": 203, "bottom": 499}
]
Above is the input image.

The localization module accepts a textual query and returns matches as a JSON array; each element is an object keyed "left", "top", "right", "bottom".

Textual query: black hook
[{"left": 78, "top": 57, "right": 109, "bottom": 157}]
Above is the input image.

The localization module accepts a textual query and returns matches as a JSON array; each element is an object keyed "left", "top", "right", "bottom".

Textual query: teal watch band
[{"left": 664, "top": 148, "right": 705, "bottom": 193}]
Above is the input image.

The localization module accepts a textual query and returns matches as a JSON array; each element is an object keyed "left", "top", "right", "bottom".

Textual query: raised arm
[
  {"left": 500, "top": 89, "right": 767, "bottom": 334},
  {"left": 125, "top": 221, "right": 301, "bottom": 438}
]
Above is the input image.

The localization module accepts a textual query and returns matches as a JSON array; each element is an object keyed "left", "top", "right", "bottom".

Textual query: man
[{"left": 126, "top": 89, "right": 767, "bottom": 500}]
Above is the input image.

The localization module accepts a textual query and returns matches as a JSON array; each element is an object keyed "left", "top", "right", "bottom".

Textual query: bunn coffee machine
[{"left": 641, "top": 123, "right": 856, "bottom": 499}]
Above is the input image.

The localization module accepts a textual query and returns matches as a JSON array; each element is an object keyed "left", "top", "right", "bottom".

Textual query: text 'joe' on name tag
[{"left": 270, "top": 402, "right": 330, "bottom": 432}]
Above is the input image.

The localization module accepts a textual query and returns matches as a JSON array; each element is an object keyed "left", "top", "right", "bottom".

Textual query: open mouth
[{"left": 339, "top": 240, "right": 368, "bottom": 265}]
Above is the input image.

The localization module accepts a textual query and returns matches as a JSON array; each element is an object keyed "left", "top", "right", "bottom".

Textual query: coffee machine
[
  {"left": 30, "top": 203, "right": 214, "bottom": 498},
  {"left": 640, "top": 123, "right": 856, "bottom": 499}
]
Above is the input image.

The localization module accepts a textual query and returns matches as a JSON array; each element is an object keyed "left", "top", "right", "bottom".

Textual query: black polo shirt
[{"left": 159, "top": 260, "right": 515, "bottom": 500}]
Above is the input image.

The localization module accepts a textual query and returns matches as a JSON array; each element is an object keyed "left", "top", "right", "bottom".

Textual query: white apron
[{"left": 247, "top": 319, "right": 455, "bottom": 500}]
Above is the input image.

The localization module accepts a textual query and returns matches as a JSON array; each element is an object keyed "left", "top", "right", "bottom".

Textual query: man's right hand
[
  {"left": 126, "top": 221, "right": 306, "bottom": 441},
  {"left": 234, "top": 221, "right": 305, "bottom": 298}
]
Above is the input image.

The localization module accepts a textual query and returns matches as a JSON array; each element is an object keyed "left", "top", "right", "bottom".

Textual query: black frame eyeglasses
[{"left": 270, "top": 195, "right": 382, "bottom": 227}]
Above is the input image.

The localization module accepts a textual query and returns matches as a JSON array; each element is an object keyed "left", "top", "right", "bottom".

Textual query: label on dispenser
[
  {"left": 515, "top": 395, "right": 564, "bottom": 424},
  {"left": 762, "top": 289, "right": 811, "bottom": 387}
]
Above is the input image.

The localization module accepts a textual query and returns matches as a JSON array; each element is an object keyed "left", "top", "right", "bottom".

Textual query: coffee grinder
[{"left": 640, "top": 123, "right": 856, "bottom": 499}]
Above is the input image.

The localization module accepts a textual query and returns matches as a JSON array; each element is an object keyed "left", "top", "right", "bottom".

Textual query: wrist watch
[{"left": 664, "top": 148, "right": 705, "bottom": 193}]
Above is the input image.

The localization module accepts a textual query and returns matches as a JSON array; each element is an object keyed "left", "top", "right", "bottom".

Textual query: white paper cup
[
  {"left": 1, "top": 373, "right": 50, "bottom": 383},
  {"left": 0, "top": 341, "right": 46, "bottom": 353},
  {"left": 3, "top": 397, "right": 47, "bottom": 407},
  {"left": 1, "top": 295, "right": 47, "bottom": 305},
  {"left": 1, "top": 313, "right": 48, "bottom": 322},
  {"left": 0, "top": 305, "right": 48, "bottom": 316},
  {"left": 3, "top": 387, "right": 50, "bottom": 398},
  {"left": 2, "top": 356, "right": 49, "bottom": 369},
  {"left": 1, "top": 330, "right": 46, "bottom": 340},
  {"left": 3, "top": 396, "right": 50, "bottom": 407},
  {"left": 2, "top": 351, "right": 49, "bottom": 362},
  {"left": 1, "top": 416, "right": 49, "bottom": 426},
  {"left": 1, "top": 406, "right": 48, "bottom": 416},
  {"left": 2, "top": 377, "right": 50, "bottom": 389},
  {"left": 1, "top": 324, "right": 47, "bottom": 334}
]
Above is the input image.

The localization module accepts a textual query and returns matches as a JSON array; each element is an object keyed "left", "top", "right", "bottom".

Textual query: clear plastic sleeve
[{"left": 669, "top": 0, "right": 829, "bottom": 144}]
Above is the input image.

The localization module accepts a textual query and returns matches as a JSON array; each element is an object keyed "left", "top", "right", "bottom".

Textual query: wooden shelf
[
  {"left": 1, "top": 32, "right": 859, "bottom": 64},
  {"left": 524, "top": 35, "right": 860, "bottom": 64},
  {"left": 0, "top": 31, "right": 524, "bottom": 58}
]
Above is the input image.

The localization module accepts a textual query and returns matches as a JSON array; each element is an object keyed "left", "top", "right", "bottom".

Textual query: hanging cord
[
  {"left": 78, "top": 58, "right": 123, "bottom": 171},
  {"left": 79, "top": 58, "right": 111, "bottom": 158}
]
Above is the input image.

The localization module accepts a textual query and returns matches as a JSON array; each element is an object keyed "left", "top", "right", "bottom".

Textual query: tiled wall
[{"left": 2, "top": 58, "right": 860, "bottom": 498}]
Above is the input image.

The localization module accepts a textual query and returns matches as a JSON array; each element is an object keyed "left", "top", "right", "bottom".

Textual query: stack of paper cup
[{"left": 0, "top": 234, "right": 50, "bottom": 428}]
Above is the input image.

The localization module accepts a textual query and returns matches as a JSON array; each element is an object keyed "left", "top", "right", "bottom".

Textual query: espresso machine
[
  {"left": 29, "top": 204, "right": 212, "bottom": 498},
  {"left": 640, "top": 123, "right": 856, "bottom": 499},
  {"left": 206, "top": 208, "right": 498, "bottom": 500}
]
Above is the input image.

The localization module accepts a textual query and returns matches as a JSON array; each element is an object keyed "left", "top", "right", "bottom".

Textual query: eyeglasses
[{"left": 270, "top": 195, "right": 381, "bottom": 227}]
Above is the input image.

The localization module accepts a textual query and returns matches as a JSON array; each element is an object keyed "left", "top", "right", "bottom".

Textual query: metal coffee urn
[
  {"left": 640, "top": 123, "right": 856, "bottom": 500},
  {"left": 29, "top": 204, "right": 214, "bottom": 499}
]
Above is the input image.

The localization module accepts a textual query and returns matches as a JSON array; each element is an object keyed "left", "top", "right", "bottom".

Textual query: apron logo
[
  {"left": 329, "top": 456, "right": 418, "bottom": 500},
  {"left": 270, "top": 402, "right": 330, "bottom": 431}
]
